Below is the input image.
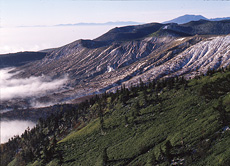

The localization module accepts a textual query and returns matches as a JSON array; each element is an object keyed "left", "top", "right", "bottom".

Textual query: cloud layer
[
  {"left": 0, "top": 68, "right": 69, "bottom": 143},
  {"left": 0, "top": 68, "right": 68, "bottom": 101},
  {"left": 0, "top": 120, "right": 35, "bottom": 143}
]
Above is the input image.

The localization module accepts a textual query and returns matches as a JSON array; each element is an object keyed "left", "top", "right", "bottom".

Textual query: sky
[
  {"left": 1, "top": 0, "right": 230, "bottom": 27},
  {"left": 0, "top": 0, "right": 229, "bottom": 53}
]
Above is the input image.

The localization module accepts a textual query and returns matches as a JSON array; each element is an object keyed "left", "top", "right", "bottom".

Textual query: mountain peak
[
  {"left": 94, "top": 23, "right": 164, "bottom": 42},
  {"left": 163, "top": 14, "right": 208, "bottom": 24}
]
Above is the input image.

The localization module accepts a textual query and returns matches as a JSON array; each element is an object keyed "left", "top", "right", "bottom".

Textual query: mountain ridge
[
  {"left": 163, "top": 14, "right": 208, "bottom": 24},
  {"left": 55, "top": 21, "right": 142, "bottom": 27},
  {"left": 0, "top": 51, "right": 47, "bottom": 69},
  {"left": 2, "top": 19, "right": 230, "bottom": 110},
  {"left": 163, "top": 14, "right": 230, "bottom": 24}
]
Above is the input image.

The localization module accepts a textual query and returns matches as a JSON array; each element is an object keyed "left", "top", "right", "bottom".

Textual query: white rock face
[
  {"left": 123, "top": 35, "right": 230, "bottom": 86},
  {"left": 107, "top": 66, "right": 114, "bottom": 72},
  {"left": 15, "top": 35, "right": 230, "bottom": 104},
  {"left": 176, "top": 38, "right": 185, "bottom": 41},
  {"left": 161, "top": 35, "right": 230, "bottom": 78},
  {"left": 163, "top": 25, "right": 168, "bottom": 30}
]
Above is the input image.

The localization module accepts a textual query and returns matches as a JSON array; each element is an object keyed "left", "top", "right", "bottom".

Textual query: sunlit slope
[
  {"left": 15, "top": 19, "right": 230, "bottom": 104},
  {"left": 22, "top": 69, "right": 230, "bottom": 166}
]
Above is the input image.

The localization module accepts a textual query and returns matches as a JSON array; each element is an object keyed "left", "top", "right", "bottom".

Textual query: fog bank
[
  {"left": 0, "top": 68, "right": 68, "bottom": 101},
  {"left": 0, "top": 120, "right": 36, "bottom": 143}
]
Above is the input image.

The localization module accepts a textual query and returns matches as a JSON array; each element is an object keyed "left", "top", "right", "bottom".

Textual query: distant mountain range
[
  {"left": 16, "top": 21, "right": 142, "bottom": 28},
  {"left": 55, "top": 21, "right": 142, "bottom": 27},
  {"left": 16, "top": 15, "right": 230, "bottom": 28},
  {"left": 163, "top": 14, "right": 230, "bottom": 24}
]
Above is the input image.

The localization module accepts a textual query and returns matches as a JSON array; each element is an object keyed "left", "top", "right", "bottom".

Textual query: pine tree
[
  {"left": 214, "top": 98, "right": 228, "bottom": 127},
  {"left": 143, "top": 89, "right": 148, "bottom": 105},
  {"left": 139, "top": 78, "right": 144, "bottom": 89},
  {"left": 165, "top": 140, "right": 173, "bottom": 164},
  {"left": 57, "top": 150, "right": 64, "bottom": 165},
  {"left": 100, "top": 116, "right": 105, "bottom": 131},
  {"left": 102, "top": 148, "right": 108, "bottom": 166},
  {"left": 50, "top": 134, "right": 57, "bottom": 158},
  {"left": 98, "top": 103, "right": 105, "bottom": 131},
  {"left": 124, "top": 116, "right": 129, "bottom": 126},
  {"left": 42, "top": 146, "right": 50, "bottom": 164},
  {"left": 158, "top": 146, "right": 164, "bottom": 162},
  {"left": 132, "top": 102, "right": 140, "bottom": 119}
]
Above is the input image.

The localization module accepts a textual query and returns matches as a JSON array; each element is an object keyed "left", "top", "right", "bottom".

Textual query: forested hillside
[{"left": 1, "top": 67, "right": 230, "bottom": 166}]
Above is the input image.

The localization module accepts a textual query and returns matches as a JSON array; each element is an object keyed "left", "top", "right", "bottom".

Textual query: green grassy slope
[
  {"left": 46, "top": 72, "right": 230, "bottom": 165},
  {"left": 4, "top": 69, "right": 230, "bottom": 166}
]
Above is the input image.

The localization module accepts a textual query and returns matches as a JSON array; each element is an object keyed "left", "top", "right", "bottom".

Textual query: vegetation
[{"left": 1, "top": 67, "right": 230, "bottom": 166}]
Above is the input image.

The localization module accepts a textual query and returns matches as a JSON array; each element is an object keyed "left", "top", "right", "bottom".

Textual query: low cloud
[
  {"left": 0, "top": 68, "right": 68, "bottom": 144},
  {"left": 30, "top": 100, "right": 59, "bottom": 108},
  {"left": 0, "top": 120, "right": 35, "bottom": 143},
  {"left": 0, "top": 68, "right": 68, "bottom": 101}
]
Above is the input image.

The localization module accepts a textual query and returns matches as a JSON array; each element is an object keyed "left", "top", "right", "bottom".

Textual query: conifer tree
[
  {"left": 132, "top": 102, "right": 140, "bottom": 119},
  {"left": 165, "top": 140, "right": 173, "bottom": 164},
  {"left": 139, "top": 78, "right": 144, "bottom": 89},
  {"left": 57, "top": 150, "right": 64, "bottom": 165},
  {"left": 158, "top": 146, "right": 164, "bottom": 162},
  {"left": 100, "top": 116, "right": 105, "bottom": 131},
  {"left": 214, "top": 98, "right": 228, "bottom": 127},
  {"left": 50, "top": 134, "right": 57, "bottom": 157},
  {"left": 124, "top": 116, "right": 129, "bottom": 125},
  {"left": 102, "top": 148, "right": 108, "bottom": 166}
]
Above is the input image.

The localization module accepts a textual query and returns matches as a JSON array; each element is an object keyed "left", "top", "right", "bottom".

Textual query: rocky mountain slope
[
  {"left": 4, "top": 20, "right": 230, "bottom": 108},
  {"left": 0, "top": 51, "right": 46, "bottom": 69}
]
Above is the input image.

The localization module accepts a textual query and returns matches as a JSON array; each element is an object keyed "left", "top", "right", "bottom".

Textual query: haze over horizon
[{"left": 0, "top": 0, "right": 229, "bottom": 54}]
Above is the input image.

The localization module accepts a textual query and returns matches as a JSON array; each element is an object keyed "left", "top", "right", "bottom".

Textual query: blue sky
[
  {"left": 1, "top": 0, "right": 230, "bottom": 27},
  {"left": 0, "top": 0, "right": 229, "bottom": 54}
]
